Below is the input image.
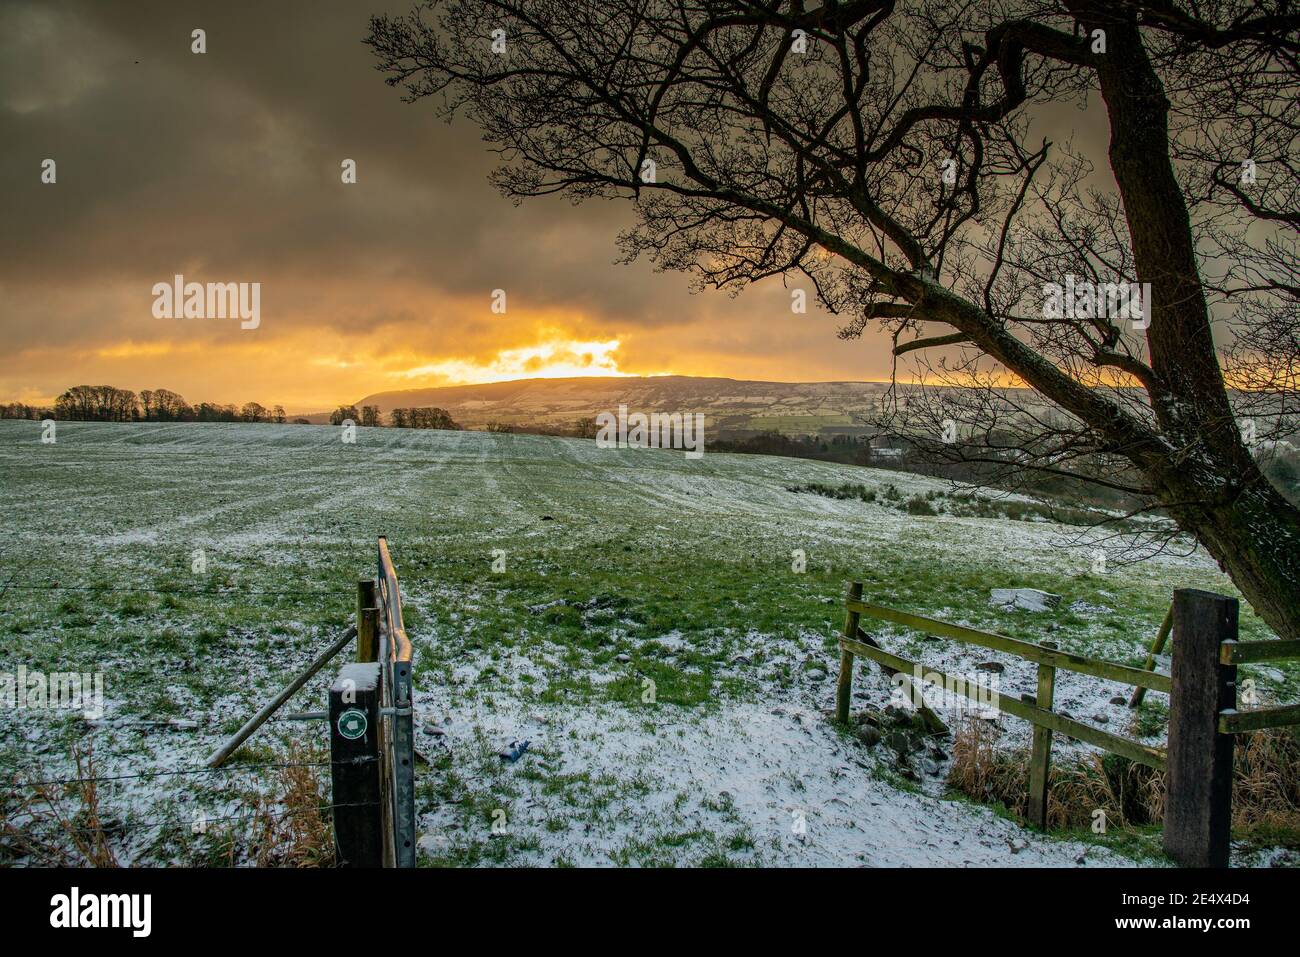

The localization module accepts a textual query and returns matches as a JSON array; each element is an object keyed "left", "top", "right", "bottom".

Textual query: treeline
[
  {"left": 0, "top": 402, "right": 55, "bottom": 420},
  {"left": 708, "top": 431, "right": 876, "bottom": 464},
  {"left": 0, "top": 385, "right": 295, "bottom": 423},
  {"left": 480, "top": 417, "right": 599, "bottom": 438},
  {"left": 1, "top": 386, "right": 467, "bottom": 431},
  {"left": 327, "top": 405, "right": 461, "bottom": 430}
]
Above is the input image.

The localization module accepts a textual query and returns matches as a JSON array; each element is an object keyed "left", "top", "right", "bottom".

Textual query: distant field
[
  {"left": 342, "top": 374, "right": 999, "bottom": 434},
  {"left": 746, "top": 414, "right": 856, "bottom": 431},
  {"left": 0, "top": 421, "right": 1291, "bottom": 866}
]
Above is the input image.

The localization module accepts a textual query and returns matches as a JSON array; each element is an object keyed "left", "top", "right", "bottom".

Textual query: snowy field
[{"left": 0, "top": 420, "right": 1292, "bottom": 866}]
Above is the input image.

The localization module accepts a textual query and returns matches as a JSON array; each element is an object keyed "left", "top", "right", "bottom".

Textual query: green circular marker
[{"left": 337, "top": 708, "right": 368, "bottom": 740}]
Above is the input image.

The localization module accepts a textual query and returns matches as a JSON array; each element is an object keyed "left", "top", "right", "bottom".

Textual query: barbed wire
[
  {"left": 0, "top": 577, "right": 478, "bottom": 600},
  {"left": 0, "top": 582, "right": 339, "bottom": 597},
  {"left": 37, "top": 799, "right": 381, "bottom": 838},
  {"left": 6, "top": 757, "right": 377, "bottom": 790},
  {"left": 0, "top": 548, "right": 21, "bottom": 600}
]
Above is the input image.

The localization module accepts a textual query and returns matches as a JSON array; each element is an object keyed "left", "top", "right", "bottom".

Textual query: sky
[
  {"left": 0, "top": 0, "right": 935, "bottom": 414},
  {"left": 0, "top": 0, "right": 1283, "bottom": 874}
]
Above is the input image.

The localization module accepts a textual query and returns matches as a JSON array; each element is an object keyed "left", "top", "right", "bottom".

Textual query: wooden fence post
[
  {"left": 357, "top": 580, "right": 379, "bottom": 663},
  {"left": 205, "top": 625, "right": 356, "bottom": 769},
  {"left": 1026, "top": 641, "right": 1057, "bottom": 830},
  {"left": 1128, "top": 604, "right": 1174, "bottom": 709},
  {"left": 1163, "top": 589, "right": 1237, "bottom": 868},
  {"left": 329, "top": 662, "right": 383, "bottom": 867},
  {"left": 835, "top": 582, "right": 864, "bottom": 724}
]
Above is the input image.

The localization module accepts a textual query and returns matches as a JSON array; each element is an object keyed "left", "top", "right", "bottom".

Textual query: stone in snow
[
  {"left": 857, "top": 725, "right": 882, "bottom": 747},
  {"left": 989, "top": 588, "right": 1062, "bottom": 613}
]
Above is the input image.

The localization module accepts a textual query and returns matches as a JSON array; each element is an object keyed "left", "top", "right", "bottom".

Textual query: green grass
[{"left": 0, "top": 420, "right": 1291, "bottom": 866}]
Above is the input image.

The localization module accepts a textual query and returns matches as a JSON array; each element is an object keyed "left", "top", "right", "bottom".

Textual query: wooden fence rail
[
  {"left": 1220, "top": 639, "right": 1300, "bottom": 664},
  {"left": 835, "top": 583, "right": 1300, "bottom": 868},
  {"left": 844, "top": 598, "right": 1172, "bottom": 692},
  {"left": 1128, "top": 604, "right": 1173, "bottom": 710},
  {"left": 838, "top": 635, "right": 1167, "bottom": 769},
  {"left": 376, "top": 536, "right": 416, "bottom": 868}
]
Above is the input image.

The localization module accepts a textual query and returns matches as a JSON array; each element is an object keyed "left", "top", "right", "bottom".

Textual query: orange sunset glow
[{"left": 0, "top": 3, "right": 908, "bottom": 412}]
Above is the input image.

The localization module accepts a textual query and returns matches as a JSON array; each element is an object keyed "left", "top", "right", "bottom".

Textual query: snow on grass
[
  {"left": 0, "top": 420, "right": 1291, "bottom": 867},
  {"left": 415, "top": 698, "right": 1122, "bottom": 867}
]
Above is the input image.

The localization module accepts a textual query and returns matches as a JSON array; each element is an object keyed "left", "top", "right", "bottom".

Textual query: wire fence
[
  {"left": 0, "top": 518, "right": 426, "bottom": 866},
  {"left": 5, "top": 758, "right": 355, "bottom": 790},
  {"left": 0, "top": 582, "right": 338, "bottom": 597},
  {"left": 29, "top": 799, "right": 381, "bottom": 838},
  {"left": 2, "top": 755, "right": 378, "bottom": 865},
  {"left": 3, "top": 578, "right": 444, "bottom": 590}
]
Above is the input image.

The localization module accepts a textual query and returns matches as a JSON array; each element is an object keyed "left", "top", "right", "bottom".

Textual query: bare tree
[
  {"left": 195, "top": 402, "right": 239, "bottom": 423},
  {"left": 367, "top": 0, "right": 1300, "bottom": 638},
  {"left": 405, "top": 406, "right": 461, "bottom": 429},
  {"left": 0, "top": 402, "right": 50, "bottom": 420},
  {"left": 55, "top": 385, "right": 138, "bottom": 422},
  {"left": 148, "top": 388, "right": 193, "bottom": 421},
  {"left": 330, "top": 405, "right": 360, "bottom": 426}
]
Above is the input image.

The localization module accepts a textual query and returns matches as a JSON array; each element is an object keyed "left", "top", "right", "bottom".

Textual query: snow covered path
[{"left": 415, "top": 694, "right": 1126, "bottom": 866}]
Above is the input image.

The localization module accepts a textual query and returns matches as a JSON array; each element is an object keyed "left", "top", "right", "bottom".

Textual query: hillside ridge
[{"left": 343, "top": 374, "right": 947, "bottom": 432}]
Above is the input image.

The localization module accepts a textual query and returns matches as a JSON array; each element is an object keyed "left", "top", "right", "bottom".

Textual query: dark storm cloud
[
  {"left": 5, "top": 0, "right": 1052, "bottom": 405},
  {"left": 0, "top": 0, "right": 711, "bottom": 337}
]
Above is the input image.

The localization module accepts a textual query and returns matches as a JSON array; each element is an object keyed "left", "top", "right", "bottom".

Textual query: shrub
[
  {"left": 946, "top": 719, "right": 1300, "bottom": 839},
  {"left": 903, "top": 495, "right": 938, "bottom": 516}
]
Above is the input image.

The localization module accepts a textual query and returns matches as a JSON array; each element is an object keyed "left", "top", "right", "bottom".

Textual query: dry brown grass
[
  {"left": 245, "top": 746, "right": 335, "bottom": 867},
  {"left": 947, "top": 718, "right": 1300, "bottom": 839},
  {"left": 0, "top": 742, "right": 119, "bottom": 866},
  {"left": 1233, "top": 725, "right": 1300, "bottom": 831},
  {"left": 2, "top": 742, "right": 338, "bottom": 867}
]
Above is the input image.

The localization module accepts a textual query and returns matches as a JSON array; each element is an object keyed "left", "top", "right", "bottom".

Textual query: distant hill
[{"left": 333, "top": 375, "right": 919, "bottom": 434}]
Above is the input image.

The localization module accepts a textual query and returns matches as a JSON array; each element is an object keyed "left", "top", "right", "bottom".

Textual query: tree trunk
[
  {"left": 1061, "top": 4, "right": 1300, "bottom": 639},
  {"left": 1154, "top": 459, "right": 1300, "bottom": 641}
]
